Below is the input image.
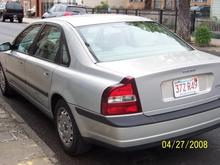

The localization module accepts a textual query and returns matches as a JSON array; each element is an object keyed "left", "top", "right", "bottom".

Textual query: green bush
[
  {"left": 95, "top": 1, "right": 109, "bottom": 13},
  {"left": 195, "top": 25, "right": 211, "bottom": 47}
]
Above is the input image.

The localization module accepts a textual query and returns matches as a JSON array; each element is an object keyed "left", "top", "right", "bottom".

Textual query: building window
[
  {"left": 165, "top": 0, "right": 173, "bottom": 9},
  {"left": 154, "top": 0, "right": 161, "bottom": 9},
  {"left": 191, "top": 0, "right": 207, "bottom": 2},
  {"left": 129, "top": 0, "right": 144, "bottom": 2}
]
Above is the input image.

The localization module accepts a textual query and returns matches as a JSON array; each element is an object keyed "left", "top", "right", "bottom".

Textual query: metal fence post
[
  {"left": 135, "top": 9, "right": 138, "bottom": 16},
  {"left": 159, "top": 9, "right": 163, "bottom": 24},
  {"left": 174, "top": 8, "right": 178, "bottom": 33},
  {"left": 191, "top": 10, "right": 196, "bottom": 33}
]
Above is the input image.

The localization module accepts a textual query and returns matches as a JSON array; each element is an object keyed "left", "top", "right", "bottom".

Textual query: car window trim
[
  {"left": 58, "top": 28, "right": 71, "bottom": 67},
  {"left": 28, "top": 23, "right": 46, "bottom": 55}
]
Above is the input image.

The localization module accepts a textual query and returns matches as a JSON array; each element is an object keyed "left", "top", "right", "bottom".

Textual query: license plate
[
  {"left": 173, "top": 76, "right": 200, "bottom": 98},
  {"left": 13, "top": 15, "right": 17, "bottom": 19}
]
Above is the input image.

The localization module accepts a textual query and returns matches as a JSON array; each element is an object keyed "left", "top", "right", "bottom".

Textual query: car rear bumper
[
  {"left": 3, "top": 13, "right": 23, "bottom": 19},
  {"left": 69, "top": 102, "right": 220, "bottom": 148}
]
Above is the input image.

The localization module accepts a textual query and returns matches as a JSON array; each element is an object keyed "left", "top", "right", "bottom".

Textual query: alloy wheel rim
[
  {"left": 57, "top": 107, "right": 74, "bottom": 147},
  {"left": 0, "top": 68, "right": 6, "bottom": 92}
]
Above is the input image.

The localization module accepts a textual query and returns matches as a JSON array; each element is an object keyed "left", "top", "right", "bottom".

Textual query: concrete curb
[
  {"left": 0, "top": 96, "right": 59, "bottom": 165},
  {"left": 23, "top": 17, "right": 42, "bottom": 24}
]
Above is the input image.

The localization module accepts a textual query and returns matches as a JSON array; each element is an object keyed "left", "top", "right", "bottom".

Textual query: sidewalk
[
  {"left": 0, "top": 97, "right": 58, "bottom": 165},
  {"left": 23, "top": 17, "right": 42, "bottom": 24}
]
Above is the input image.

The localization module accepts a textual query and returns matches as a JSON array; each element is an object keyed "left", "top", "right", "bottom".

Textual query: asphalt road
[
  {"left": 1, "top": 21, "right": 220, "bottom": 165},
  {"left": 0, "top": 21, "right": 27, "bottom": 44}
]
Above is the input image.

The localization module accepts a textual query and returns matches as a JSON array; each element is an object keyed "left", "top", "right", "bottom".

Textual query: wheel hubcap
[
  {"left": 0, "top": 68, "right": 6, "bottom": 92},
  {"left": 57, "top": 107, "right": 74, "bottom": 147}
]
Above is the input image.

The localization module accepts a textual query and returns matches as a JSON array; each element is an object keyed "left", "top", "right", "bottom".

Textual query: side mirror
[{"left": 0, "top": 42, "right": 12, "bottom": 52}]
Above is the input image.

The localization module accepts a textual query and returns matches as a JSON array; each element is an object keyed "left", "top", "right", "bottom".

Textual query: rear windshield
[
  {"left": 6, "top": 2, "right": 22, "bottom": 10},
  {"left": 66, "top": 6, "right": 86, "bottom": 14},
  {"left": 77, "top": 22, "right": 192, "bottom": 62}
]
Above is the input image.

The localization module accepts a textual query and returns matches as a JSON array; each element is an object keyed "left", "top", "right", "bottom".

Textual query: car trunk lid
[{"left": 97, "top": 50, "right": 220, "bottom": 116}]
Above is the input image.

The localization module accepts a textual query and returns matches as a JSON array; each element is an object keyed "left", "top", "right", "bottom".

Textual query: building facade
[
  {"left": 191, "top": 0, "right": 212, "bottom": 6},
  {"left": 211, "top": 0, "right": 220, "bottom": 19},
  {"left": 82, "top": 0, "right": 148, "bottom": 9},
  {"left": 151, "top": 0, "right": 177, "bottom": 9}
]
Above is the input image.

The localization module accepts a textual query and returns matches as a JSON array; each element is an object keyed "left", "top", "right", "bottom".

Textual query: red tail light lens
[
  {"left": 101, "top": 77, "right": 142, "bottom": 116},
  {"left": 64, "top": 12, "right": 73, "bottom": 16}
]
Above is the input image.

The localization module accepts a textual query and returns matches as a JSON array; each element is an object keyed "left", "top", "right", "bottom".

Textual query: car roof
[
  {"left": 54, "top": 3, "right": 85, "bottom": 8},
  {"left": 43, "top": 14, "right": 152, "bottom": 27}
]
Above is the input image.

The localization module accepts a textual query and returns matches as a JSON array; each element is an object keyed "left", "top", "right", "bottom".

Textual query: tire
[
  {"left": 10, "top": 18, "right": 13, "bottom": 22},
  {"left": 54, "top": 99, "right": 91, "bottom": 156},
  {"left": 0, "top": 14, "right": 5, "bottom": 22},
  {"left": 0, "top": 65, "right": 13, "bottom": 96},
  {"left": 18, "top": 18, "right": 22, "bottom": 23}
]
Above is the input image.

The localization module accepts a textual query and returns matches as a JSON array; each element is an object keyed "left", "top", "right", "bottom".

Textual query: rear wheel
[
  {"left": 0, "top": 65, "right": 13, "bottom": 96},
  {"left": 10, "top": 18, "right": 13, "bottom": 22},
  {"left": 54, "top": 99, "right": 91, "bottom": 156},
  {"left": 18, "top": 18, "right": 22, "bottom": 23}
]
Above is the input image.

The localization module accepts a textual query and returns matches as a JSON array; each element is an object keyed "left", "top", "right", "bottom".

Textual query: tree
[{"left": 177, "top": 0, "right": 191, "bottom": 42}]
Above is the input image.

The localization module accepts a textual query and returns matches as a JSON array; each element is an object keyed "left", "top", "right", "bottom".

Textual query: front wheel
[
  {"left": 0, "top": 65, "right": 13, "bottom": 96},
  {"left": 54, "top": 99, "right": 91, "bottom": 156}
]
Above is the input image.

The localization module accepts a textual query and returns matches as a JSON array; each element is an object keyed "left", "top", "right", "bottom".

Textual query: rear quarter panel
[{"left": 49, "top": 22, "right": 125, "bottom": 114}]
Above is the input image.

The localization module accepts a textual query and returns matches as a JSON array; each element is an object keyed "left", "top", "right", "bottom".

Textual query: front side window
[
  {"left": 14, "top": 25, "right": 41, "bottom": 54},
  {"left": 78, "top": 22, "right": 192, "bottom": 62},
  {"left": 33, "top": 25, "right": 61, "bottom": 63}
]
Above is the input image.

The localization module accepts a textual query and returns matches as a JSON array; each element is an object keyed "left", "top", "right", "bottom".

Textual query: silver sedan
[{"left": 0, "top": 14, "right": 220, "bottom": 155}]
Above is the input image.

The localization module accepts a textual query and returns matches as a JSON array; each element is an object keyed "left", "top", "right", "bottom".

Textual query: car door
[
  {"left": 25, "top": 24, "right": 62, "bottom": 109},
  {"left": 5, "top": 24, "right": 42, "bottom": 92}
]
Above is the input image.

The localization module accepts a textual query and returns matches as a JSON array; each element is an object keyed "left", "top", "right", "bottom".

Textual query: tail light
[
  {"left": 64, "top": 12, "right": 73, "bottom": 16},
  {"left": 101, "top": 77, "right": 142, "bottom": 116}
]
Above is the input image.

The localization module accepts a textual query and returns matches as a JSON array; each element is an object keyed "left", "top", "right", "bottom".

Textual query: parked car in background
[
  {"left": 0, "top": 2, "right": 6, "bottom": 10},
  {"left": 0, "top": 1, "right": 24, "bottom": 23},
  {"left": 0, "top": 15, "right": 220, "bottom": 156},
  {"left": 190, "top": 6, "right": 210, "bottom": 17},
  {"left": 42, "top": 3, "right": 87, "bottom": 19}
]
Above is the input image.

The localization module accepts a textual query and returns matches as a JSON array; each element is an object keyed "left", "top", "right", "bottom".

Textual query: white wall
[
  {"left": 82, "top": 0, "right": 127, "bottom": 8},
  {"left": 211, "top": 0, "right": 220, "bottom": 19},
  {"left": 53, "top": 0, "right": 79, "bottom": 4}
]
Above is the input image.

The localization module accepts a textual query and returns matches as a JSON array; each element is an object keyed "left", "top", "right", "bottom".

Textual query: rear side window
[
  {"left": 54, "top": 5, "right": 62, "bottom": 12},
  {"left": 66, "top": 7, "right": 87, "bottom": 14},
  {"left": 6, "top": 2, "right": 22, "bottom": 10},
  {"left": 33, "top": 25, "right": 61, "bottom": 63}
]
